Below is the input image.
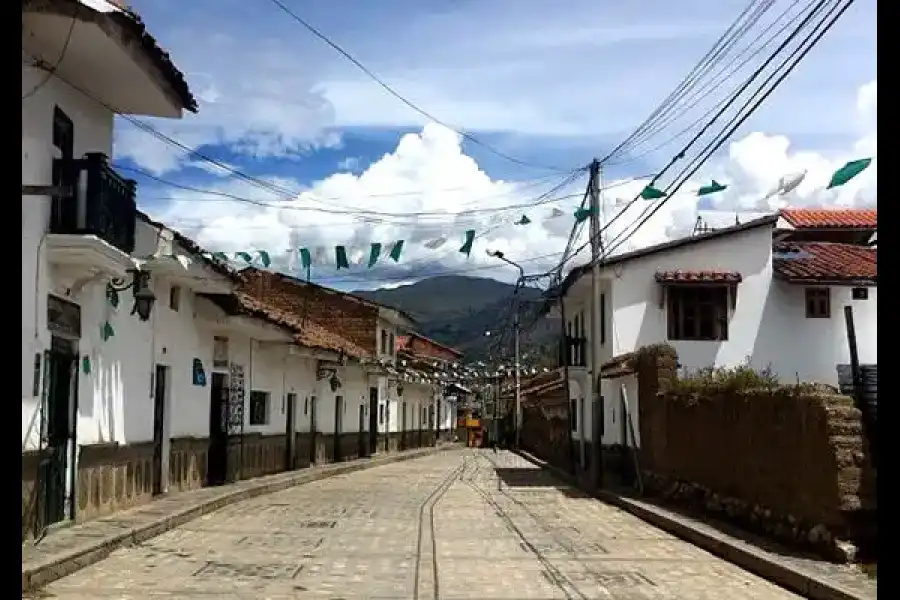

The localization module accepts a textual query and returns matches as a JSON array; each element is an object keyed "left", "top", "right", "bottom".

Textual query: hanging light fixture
[{"left": 109, "top": 269, "right": 156, "bottom": 322}]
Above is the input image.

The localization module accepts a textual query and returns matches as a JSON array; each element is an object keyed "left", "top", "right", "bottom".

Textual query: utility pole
[
  {"left": 514, "top": 283, "right": 522, "bottom": 449},
  {"left": 588, "top": 158, "right": 603, "bottom": 489}
]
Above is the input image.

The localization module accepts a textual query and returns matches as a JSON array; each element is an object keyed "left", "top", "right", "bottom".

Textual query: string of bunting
[{"left": 197, "top": 157, "right": 871, "bottom": 270}]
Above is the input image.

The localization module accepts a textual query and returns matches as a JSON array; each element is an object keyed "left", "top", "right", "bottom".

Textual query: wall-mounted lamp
[{"left": 109, "top": 269, "right": 156, "bottom": 322}]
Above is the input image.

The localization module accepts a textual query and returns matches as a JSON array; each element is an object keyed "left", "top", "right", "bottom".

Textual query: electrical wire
[
  {"left": 22, "top": 11, "right": 78, "bottom": 100},
  {"left": 264, "top": 0, "right": 581, "bottom": 175},
  {"left": 606, "top": 0, "right": 813, "bottom": 166},
  {"left": 558, "top": 0, "right": 837, "bottom": 271},
  {"left": 598, "top": 0, "right": 775, "bottom": 164},
  {"left": 596, "top": 0, "right": 854, "bottom": 264}
]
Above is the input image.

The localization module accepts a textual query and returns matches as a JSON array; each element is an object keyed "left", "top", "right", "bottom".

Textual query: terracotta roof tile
[
  {"left": 227, "top": 293, "right": 370, "bottom": 358},
  {"left": 773, "top": 242, "right": 877, "bottom": 283},
  {"left": 655, "top": 270, "right": 743, "bottom": 284},
  {"left": 780, "top": 208, "right": 877, "bottom": 229}
]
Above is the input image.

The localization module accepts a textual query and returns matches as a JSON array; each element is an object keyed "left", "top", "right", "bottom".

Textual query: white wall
[
  {"left": 755, "top": 283, "right": 877, "bottom": 385},
  {"left": 565, "top": 223, "right": 876, "bottom": 388},
  {"left": 22, "top": 63, "right": 117, "bottom": 448},
  {"left": 599, "top": 374, "right": 639, "bottom": 447},
  {"left": 607, "top": 225, "right": 774, "bottom": 373}
]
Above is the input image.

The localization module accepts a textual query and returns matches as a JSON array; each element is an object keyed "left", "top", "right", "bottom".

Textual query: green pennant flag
[
  {"left": 212, "top": 252, "right": 228, "bottom": 262},
  {"left": 459, "top": 230, "right": 476, "bottom": 256},
  {"left": 257, "top": 250, "right": 271, "bottom": 268},
  {"left": 516, "top": 215, "right": 531, "bottom": 225},
  {"left": 574, "top": 207, "right": 595, "bottom": 223},
  {"left": 235, "top": 251, "right": 253, "bottom": 263},
  {"left": 100, "top": 321, "right": 115, "bottom": 342},
  {"left": 640, "top": 185, "right": 667, "bottom": 200},
  {"left": 368, "top": 243, "right": 382, "bottom": 268},
  {"left": 697, "top": 180, "right": 727, "bottom": 196},
  {"left": 827, "top": 158, "right": 872, "bottom": 189},
  {"left": 299, "top": 248, "right": 312, "bottom": 269},
  {"left": 389, "top": 240, "right": 405, "bottom": 262},
  {"left": 335, "top": 245, "right": 350, "bottom": 269},
  {"left": 82, "top": 355, "right": 91, "bottom": 375}
]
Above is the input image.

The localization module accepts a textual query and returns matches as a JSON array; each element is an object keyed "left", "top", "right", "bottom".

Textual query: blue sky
[{"left": 113, "top": 0, "right": 877, "bottom": 290}]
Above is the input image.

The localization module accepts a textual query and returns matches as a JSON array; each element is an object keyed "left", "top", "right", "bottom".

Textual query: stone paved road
[{"left": 33, "top": 449, "right": 800, "bottom": 599}]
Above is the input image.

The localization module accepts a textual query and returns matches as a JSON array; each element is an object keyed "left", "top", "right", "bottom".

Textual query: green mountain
[{"left": 353, "top": 275, "right": 562, "bottom": 364}]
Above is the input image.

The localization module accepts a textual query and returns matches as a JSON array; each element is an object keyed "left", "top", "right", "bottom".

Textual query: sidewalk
[
  {"left": 22, "top": 444, "right": 453, "bottom": 593},
  {"left": 516, "top": 449, "right": 877, "bottom": 600}
]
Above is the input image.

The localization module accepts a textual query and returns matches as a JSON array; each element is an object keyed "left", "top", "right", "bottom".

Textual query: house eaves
[{"left": 553, "top": 213, "right": 779, "bottom": 301}]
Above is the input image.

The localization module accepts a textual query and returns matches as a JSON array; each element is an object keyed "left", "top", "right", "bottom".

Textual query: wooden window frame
[
  {"left": 666, "top": 285, "right": 730, "bottom": 341},
  {"left": 805, "top": 287, "right": 831, "bottom": 319}
]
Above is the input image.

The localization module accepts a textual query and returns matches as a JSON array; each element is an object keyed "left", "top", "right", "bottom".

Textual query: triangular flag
[
  {"left": 459, "top": 230, "right": 476, "bottom": 256},
  {"left": 764, "top": 170, "right": 806, "bottom": 200},
  {"left": 697, "top": 180, "right": 727, "bottom": 196},
  {"left": 285, "top": 248, "right": 297, "bottom": 272},
  {"left": 516, "top": 215, "right": 531, "bottom": 225},
  {"left": 335, "top": 245, "right": 350, "bottom": 269},
  {"left": 100, "top": 321, "right": 115, "bottom": 342},
  {"left": 299, "top": 248, "right": 312, "bottom": 269},
  {"left": 827, "top": 158, "right": 872, "bottom": 189},
  {"left": 640, "top": 185, "right": 667, "bottom": 200},
  {"left": 235, "top": 251, "right": 253, "bottom": 263},
  {"left": 174, "top": 254, "right": 192, "bottom": 270},
  {"left": 212, "top": 252, "right": 228, "bottom": 262},
  {"left": 257, "top": 250, "right": 271, "bottom": 268},
  {"left": 368, "top": 243, "right": 382, "bottom": 268},
  {"left": 425, "top": 237, "right": 447, "bottom": 250},
  {"left": 574, "top": 207, "right": 594, "bottom": 223},
  {"left": 547, "top": 207, "right": 565, "bottom": 219},
  {"left": 314, "top": 246, "right": 328, "bottom": 265},
  {"left": 389, "top": 240, "right": 405, "bottom": 262}
]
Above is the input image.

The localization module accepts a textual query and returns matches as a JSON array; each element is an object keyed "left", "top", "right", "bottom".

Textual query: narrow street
[{"left": 37, "top": 449, "right": 799, "bottom": 599}]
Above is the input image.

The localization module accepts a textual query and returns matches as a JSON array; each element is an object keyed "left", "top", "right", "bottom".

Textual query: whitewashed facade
[{"left": 553, "top": 215, "right": 878, "bottom": 455}]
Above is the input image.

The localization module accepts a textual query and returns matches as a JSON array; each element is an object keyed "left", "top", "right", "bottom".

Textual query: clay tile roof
[
  {"left": 773, "top": 242, "right": 877, "bottom": 284},
  {"left": 654, "top": 270, "right": 743, "bottom": 284},
  {"left": 220, "top": 293, "right": 370, "bottom": 358},
  {"left": 98, "top": 1, "right": 198, "bottom": 112},
  {"left": 780, "top": 208, "right": 877, "bottom": 229}
]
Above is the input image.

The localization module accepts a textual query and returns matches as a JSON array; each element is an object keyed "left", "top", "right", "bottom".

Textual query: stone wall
[
  {"left": 521, "top": 405, "right": 572, "bottom": 473},
  {"left": 76, "top": 442, "right": 156, "bottom": 523},
  {"left": 634, "top": 345, "right": 877, "bottom": 559}
]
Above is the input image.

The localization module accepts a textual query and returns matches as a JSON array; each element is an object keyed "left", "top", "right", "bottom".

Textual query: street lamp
[
  {"left": 109, "top": 269, "right": 157, "bottom": 322},
  {"left": 486, "top": 249, "right": 524, "bottom": 449}
]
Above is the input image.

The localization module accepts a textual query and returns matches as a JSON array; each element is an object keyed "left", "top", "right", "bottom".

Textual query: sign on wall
[{"left": 228, "top": 363, "right": 245, "bottom": 432}]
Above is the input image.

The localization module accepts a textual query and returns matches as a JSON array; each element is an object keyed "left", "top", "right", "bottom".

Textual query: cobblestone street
[{"left": 34, "top": 449, "right": 800, "bottom": 599}]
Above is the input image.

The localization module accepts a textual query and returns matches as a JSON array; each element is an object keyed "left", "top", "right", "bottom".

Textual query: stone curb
[
  {"left": 23, "top": 445, "right": 454, "bottom": 593},
  {"left": 513, "top": 449, "right": 869, "bottom": 600}
]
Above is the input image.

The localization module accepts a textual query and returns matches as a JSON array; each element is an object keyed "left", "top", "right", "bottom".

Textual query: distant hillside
[{"left": 353, "top": 275, "right": 561, "bottom": 364}]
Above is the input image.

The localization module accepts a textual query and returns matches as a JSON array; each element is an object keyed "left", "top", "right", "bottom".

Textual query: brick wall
[
  {"left": 635, "top": 345, "right": 876, "bottom": 548},
  {"left": 240, "top": 269, "right": 377, "bottom": 355}
]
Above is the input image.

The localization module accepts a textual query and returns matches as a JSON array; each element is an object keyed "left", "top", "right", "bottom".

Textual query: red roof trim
[
  {"left": 779, "top": 209, "right": 877, "bottom": 230},
  {"left": 655, "top": 270, "right": 743, "bottom": 284}
]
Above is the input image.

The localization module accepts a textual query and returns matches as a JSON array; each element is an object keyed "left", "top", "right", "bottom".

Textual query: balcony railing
[
  {"left": 50, "top": 153, "right": 137, "bottom": 254},
  {"left": 559, "top": 336, "right": 587, "bottom": 368}
]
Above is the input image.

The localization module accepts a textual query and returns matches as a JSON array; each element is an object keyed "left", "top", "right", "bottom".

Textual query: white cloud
[
  {"left": 147, "top": 79, "right": 876, "bottom": 289},
  {"left": 114, "top": 0, "right": 874, "bottom": 175}
]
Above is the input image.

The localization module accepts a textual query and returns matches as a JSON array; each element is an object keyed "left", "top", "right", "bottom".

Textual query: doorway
[
  {"left": 400, "top": 401, "right": 407, "bottom": 450},
  {"left": 309, "top": 396, "right": 318, "bottom": 465},
  {"left": 368, "top": 387, "right": 378, "bottom": 455},
  {"left": 152, "top": 365, "right": 170, "bottom": 496},
  {"left": 38, "top": 336, "right": 78, "bottom": 534},
  {"left": 357, "top": 405, "right": 367, "bottom": 458},
  {"left": 284, "top": 393, "right": 297, "bottom": 471},
  {"left": 334, "top": 396, "right": 344, "bottom": 462},
  {"left": 207, "top": 372, "right": 229, "bottom": 486}
]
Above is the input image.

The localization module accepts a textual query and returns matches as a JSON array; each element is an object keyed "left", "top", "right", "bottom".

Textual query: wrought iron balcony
[
  {"left": 50, "top": 153, "right": 137, "bottom": 254},
  {"left": 559, "top": 335, "right": 587, "bottom": 368}
]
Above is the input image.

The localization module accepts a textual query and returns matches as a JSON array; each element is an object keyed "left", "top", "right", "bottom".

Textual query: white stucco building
[
  {"left": 550, "top": 209, "right": 877, "bottom": 467},
  {"left": 22, "top": 0, "right": 202, "bottom": 533}
]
